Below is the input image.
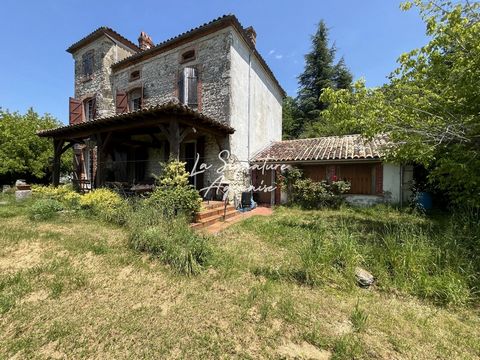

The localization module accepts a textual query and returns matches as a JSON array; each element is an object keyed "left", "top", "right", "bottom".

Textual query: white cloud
[
  {"left": 275, "top": 54, "right": 283, "bottom": 60},
  {"left": 268, "top": 49, "right": 275, "bottom": 55}
]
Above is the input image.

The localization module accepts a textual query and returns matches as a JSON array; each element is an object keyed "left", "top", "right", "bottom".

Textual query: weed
[{"left": 350, "top": 301, "right": 368, "bottom": 332}]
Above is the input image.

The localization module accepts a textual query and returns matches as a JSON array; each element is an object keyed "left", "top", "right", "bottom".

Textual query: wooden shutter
[
  {"left": 69, "top": 97, "right": 83, "bottom": 125},
  {"left": 186, "top": 67, "right": 198, "bottom": 107},
  {"left": 116, "top": 91, "right": 128, "bottom": 114},
  {"left": 338, "top": 164, "right": 373, "bottom": 195}
]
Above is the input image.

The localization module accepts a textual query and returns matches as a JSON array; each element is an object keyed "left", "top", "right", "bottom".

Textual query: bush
[
  {"left": 127, "top": 204, "right": 211, "bottom": 275},
  {"left": 28, "top": 199, "right": 63, "bottom": 220},
  {"left": 146, "top": 186, "right": 201, "bottom": 220},
  {"left": 147, "top": 160, "right": 202, "bottom": 220},
  {"left": 293, "top": 179, "right": 350, "bottom": 209},
  {"left": 79, "top": 188, "right": 128, "bottom": 224},
  {"left": 32, "top": 185, "right": 81, "bottom": 209}
]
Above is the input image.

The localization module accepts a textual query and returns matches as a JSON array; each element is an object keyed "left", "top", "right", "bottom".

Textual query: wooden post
[
  {"left": 95, "top": 134, "right": 106, "bottom": 188},
  {"left": 52, "top": 139, "right": 64, "bottom": 187}
]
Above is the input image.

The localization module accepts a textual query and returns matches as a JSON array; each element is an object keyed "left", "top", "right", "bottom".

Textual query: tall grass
[
  {"left": 126, "top": 203, "right": 211, "bottom": 275},
  {"left": 247, "top": 206, "right": 479, "bottom": 307}
]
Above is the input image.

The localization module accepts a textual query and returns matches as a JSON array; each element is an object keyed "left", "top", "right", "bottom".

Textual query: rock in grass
[{"left": 355, "top": 267, "right": 374, "bottom": 288}]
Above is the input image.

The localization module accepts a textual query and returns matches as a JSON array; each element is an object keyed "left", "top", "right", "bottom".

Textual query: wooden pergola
[{"left": 38, "top": 102, "right": 234, "bottom": 187}]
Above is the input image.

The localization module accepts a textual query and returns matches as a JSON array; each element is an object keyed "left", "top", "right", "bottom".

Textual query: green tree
[
  {"left": 282, "top": 96, "right": 302, "bottom": 139},
  {"left": 320, "top": 1, "right": 480, "bottom": 206},
  {"left": 0, "top": 108, "right": 68, "bottom": 183},
  {"left": 293, "top": 20, "right": 353, "bottom": 138}
]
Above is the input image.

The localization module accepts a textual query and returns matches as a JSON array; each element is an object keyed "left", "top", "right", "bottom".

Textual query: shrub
[
  {"left": 32, "top": 185, "right": 81, "bottom": 209},
  {"left": 147, "top": 160, "right": 202, "bottom": 220},
  {"left": 146, "top": 186, "right": 201, "bottom": 220},
  {"left": 293, "top": 179, "right": 350, "bottom": 209},
  {"left": 28, "top": 199, "right": 63, "bottom": 220},
  {"left": 127, "top": 204, "right": 211, "bottom": 275},
  {"left": 79, "top": 188, "right": 128, "bottom": 224}
]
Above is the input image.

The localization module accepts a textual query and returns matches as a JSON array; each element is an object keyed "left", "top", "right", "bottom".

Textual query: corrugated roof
[
  {"left": 38, "top": 102, "right": 234, "bottom": 138},
  {"left": 111, "top": 15, "right": 286, "bottom": 97},
  {"left": 252, "top": 134, "right": 389, "bottom": 162},
  {"left": 66, "top": 27, "right": 141, "bottom": 54}
]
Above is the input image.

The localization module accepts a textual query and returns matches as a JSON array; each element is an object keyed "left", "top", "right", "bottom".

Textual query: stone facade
[
  {"left": 113, "top": 28, "right": 233, "bottom": 124},
  {"left": 68, "top": 21, "right": 284, "bottom": 199},
  {"left": 73, "top": 37, "right": 135, "bottom": 118}
]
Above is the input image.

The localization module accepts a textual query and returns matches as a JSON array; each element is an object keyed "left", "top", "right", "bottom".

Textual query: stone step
[
  {"left": 191, "top": 209, "right": 240, "bottom": 229},
  {"left": 196, "top": 205, "right": 236, "bottom": 221},
  {"left": 201, "top": 201, "right": 226, "bottom": 210}
]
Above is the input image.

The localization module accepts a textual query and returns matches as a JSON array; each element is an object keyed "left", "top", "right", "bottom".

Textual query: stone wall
[
  {"left": 113, "top": 28, "right": 233, "bottom": 124},
  {"left": 72, "top": 37, "right": 136, "bottom": 118}
]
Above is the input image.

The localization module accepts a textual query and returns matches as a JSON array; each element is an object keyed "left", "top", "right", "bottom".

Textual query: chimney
[
  {"left": 245, "top": 26, "right": 257, "bottom": 47},
  {"left": 138, "top": 31, "right": 154, "bottom": 50}
]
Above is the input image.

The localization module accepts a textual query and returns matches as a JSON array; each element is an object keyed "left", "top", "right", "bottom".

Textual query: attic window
[
  {"left": 181, "top": 50, "right": 195, "bottom": 63},
  {"left": 129, "top": 70, "right": 140, "bottom": 81}
]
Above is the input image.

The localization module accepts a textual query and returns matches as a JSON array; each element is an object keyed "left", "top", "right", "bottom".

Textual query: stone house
[
  {"left": 39, "top": 15, "right": 284, "bottom": 199},
  {"left": 39, "top": 15, "right": 409, "bottom": 206}
]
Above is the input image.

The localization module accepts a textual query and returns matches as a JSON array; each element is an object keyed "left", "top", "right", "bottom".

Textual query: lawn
[{"left": 0, "top": 196, "right": 479, "bottom": 359}]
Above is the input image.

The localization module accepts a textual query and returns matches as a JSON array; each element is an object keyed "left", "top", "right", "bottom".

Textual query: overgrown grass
[
  {"left": 235, "top": 205, "right": 479, "bottom": 306},
  {"left": 1, "top": 195, "right": 479, "bottom": 358},
  {"left": 126, "top": 203, "right": 211, "bottom": 275}
]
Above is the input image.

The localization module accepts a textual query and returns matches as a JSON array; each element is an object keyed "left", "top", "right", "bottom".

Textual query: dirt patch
[
  {"left": 21, "top": 290, "right": 49, "bottom": 304},
  {"left": 277, "top": 341, "right": 331, "bottom": 359},
  {"left": 0, "top": 241, "right": 45, "bottom": 272}
]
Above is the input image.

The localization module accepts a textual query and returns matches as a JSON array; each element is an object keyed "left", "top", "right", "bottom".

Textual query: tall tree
[
  {"left": 320, "top": 1, "right": 480, "bottom": 207},
  {"left": 0, "top": 108, "right": 69, "bottom": 184},
  {"left": 292, "top": 20, "right": 353, "bottom": 138},
  {"left": 282, "top": 96, "right": 302, "bottom": 140}
]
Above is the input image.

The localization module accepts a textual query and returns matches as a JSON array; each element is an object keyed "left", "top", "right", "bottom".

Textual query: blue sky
[{"left": 0, "top": 0, "right": 428, "bottom": 124}]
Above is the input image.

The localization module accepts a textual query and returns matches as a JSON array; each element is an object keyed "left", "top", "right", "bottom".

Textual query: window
[
  {"left": 82, "top": 50, "right": 94, "bottom": 77},
  {"left": 129, "top": 70, "right": 140, "bottom": 81},
  {"left": 178, "top": 67, "right": 198, "bottom": 108},
  {"left": 181, "top": 49, "right": 195, "bottom": 63},
  {"left": 84, "top": 98, "right": 95, "bottom": 121},
  {"left": 128, "top": 88, "right": 142, "bottom": 111}
]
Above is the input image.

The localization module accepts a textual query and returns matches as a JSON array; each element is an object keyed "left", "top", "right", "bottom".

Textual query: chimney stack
[
  {"left": 138, "top": 31, "right": 154, "bottom": 50},
  {"left": 245, "top": 26, "right": 257, "bottom": 47}
]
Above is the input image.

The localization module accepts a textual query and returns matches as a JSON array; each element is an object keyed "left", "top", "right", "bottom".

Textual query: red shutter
[
  {"left": 116, "top": 91, "right": 128, "bottom": 114},
  {"left": 375, "top": 163, "right": 383, "bottom": 195},
  {"left": 69, "top": 97, "right": 83, "bottom": 125}
]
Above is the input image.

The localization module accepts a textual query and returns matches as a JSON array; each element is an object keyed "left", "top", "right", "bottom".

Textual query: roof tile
[{"left": 252, "top": 134, "right": 388, "bottom": 162}]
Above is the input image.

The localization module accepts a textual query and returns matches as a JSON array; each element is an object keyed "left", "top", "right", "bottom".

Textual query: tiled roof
[
  {"left": 111, "top": 15, "right": 286, "bottom": 97},
  {"left": 66, "top": 27, "right": 141, "bottom": 54},
  {"left": 252, "top": 134, "right": 389, "bottom": 162},
  {"left": 38, "top": 101, "right": 234, "bottom": 138}
]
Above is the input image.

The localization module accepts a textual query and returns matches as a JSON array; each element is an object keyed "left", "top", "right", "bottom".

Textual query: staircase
[{"left": 191, "top": 201, "right": 240, "bottom": 231}]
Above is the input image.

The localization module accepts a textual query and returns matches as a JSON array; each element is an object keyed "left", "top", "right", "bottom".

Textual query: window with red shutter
[
  {"left": 69, "top": 97, "right": 83, "bottom": 125},
  {"left": 116, "top": 91, "right": 128, "bottom": 114}
]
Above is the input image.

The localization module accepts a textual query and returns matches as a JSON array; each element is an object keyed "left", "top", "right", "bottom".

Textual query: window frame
[
  {"left": 129, "top": 70, "right": 141, "bottom": 82},
  {"left": 128, "top": 88, "right": 143, "bottom": 111},
  {"left": 83, "top": 97, "right": 95, "bottom": 121},
  {"left": 180, "top": 49, "right": 196, "bottom": 64}
]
